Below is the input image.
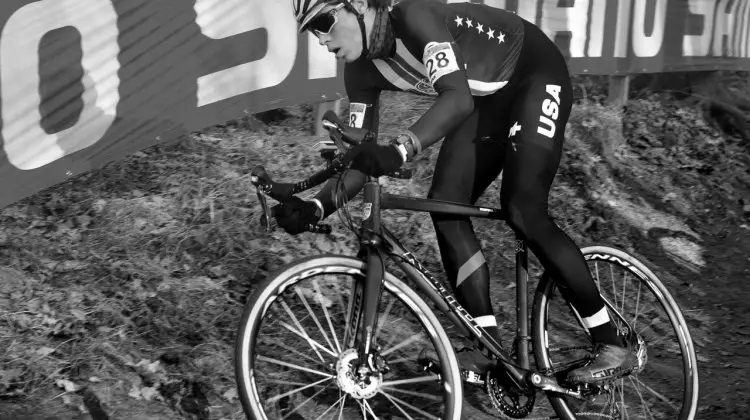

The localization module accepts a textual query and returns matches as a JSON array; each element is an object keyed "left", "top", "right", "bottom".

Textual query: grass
[{"left": 0, "top": 78, "right": 746, "bottom": 418}]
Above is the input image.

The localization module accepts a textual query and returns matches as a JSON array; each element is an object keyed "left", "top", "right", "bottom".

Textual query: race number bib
[
  {"left": 423, "top": 42, "right": 460, "bottom": 85},
  {"left": 349, "top": 102, "right": 367, "bottom": 128}
]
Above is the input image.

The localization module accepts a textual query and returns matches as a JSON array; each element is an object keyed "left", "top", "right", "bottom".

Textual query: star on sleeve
[
  {"left": 454, "top": 16, "right": 463, "bottom": 27},
  {"left": 497, "top": 31, "right": 506, "bottom": 43},
  {"left": 465, "top": 18, "right": 473, "bottom": 28},
  {"left": 486, "top": 28, "right": 495, "bottom": 39},
  {"left": 476, "top": 23, "right": 484, "bottom": 34}
]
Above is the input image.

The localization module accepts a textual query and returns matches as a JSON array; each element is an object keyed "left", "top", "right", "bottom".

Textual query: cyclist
[{"left": 275, "top": 0, "right": 637, "bottom": 384}]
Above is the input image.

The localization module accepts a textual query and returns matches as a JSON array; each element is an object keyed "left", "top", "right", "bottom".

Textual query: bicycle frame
[{"left": 354, "top": 177, "right": 535, "bottom": 389}]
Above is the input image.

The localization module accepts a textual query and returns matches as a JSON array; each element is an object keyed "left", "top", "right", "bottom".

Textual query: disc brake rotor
[{"left": 335, "top": 349, "right": 382, "bottom": 400}]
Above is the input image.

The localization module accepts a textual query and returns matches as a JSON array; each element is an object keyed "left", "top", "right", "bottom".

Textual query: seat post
[{"left": 515, "top": 236, "right": 531, "bottom": 369}]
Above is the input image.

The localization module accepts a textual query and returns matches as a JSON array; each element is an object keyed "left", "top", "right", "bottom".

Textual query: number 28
[{"left": 425, "top": 51, "right": 450, "bottom": 77}]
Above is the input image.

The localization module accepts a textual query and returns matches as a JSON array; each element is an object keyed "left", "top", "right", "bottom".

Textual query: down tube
[{"left": 382, "top": 227, "right": 472, "bottom": 338}]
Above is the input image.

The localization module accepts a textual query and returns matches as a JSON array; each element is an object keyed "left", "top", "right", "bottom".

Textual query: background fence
[{"left": 0, "top": 0, "right": 746, "bottom": 207}]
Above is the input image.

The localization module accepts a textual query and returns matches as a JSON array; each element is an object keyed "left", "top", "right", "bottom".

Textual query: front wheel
[
  {"left": 532, "top": 245, "right": 699, "bottom": 420},
  {"left": 235, "top": 254, "right": 463, "bottom": 419}
]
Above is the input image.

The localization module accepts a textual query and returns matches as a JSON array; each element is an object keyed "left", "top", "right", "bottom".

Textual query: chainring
[{"left": 485, "top": 368, "right": 536, "bottom": 418}]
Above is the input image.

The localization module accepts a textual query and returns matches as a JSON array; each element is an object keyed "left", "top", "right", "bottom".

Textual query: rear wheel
[
  {"left": 235, "top": 255, "right": 463, "bottom": 419},
  {"left": 532, "top": 246, "right": 699, "bottom": 419}
]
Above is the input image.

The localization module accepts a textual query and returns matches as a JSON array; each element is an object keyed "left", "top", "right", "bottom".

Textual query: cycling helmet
[
  {"left": 292, "top": 0, "right": 395, "bottom": 60},
  {"left": 293, "top": 0, "right": 341, "bottom": 33}
]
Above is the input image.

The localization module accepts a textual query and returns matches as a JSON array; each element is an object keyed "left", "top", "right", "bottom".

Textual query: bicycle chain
[
  {"left": 483, "top": 344, "right": 618, "bottom": 420},
  {"left": 484, "top": 388, "right": 616, "bottom": 420},
  {"left": 485, "top": 406, "right": 613, "bottom": 420}
]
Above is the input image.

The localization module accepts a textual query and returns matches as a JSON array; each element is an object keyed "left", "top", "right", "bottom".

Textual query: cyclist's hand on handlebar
[
  {"left": 342, "top": 142, "right": 404, "bottom": 178},
  {"left": 272, "top": 196, "right": 323, "bottom": 235}
]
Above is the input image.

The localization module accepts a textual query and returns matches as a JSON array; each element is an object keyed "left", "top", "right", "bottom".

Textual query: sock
[
  {"left": 583, "top": 307, "right": 623, "bottom": 346},
  {"left": 474, "top": 315, "right": 504, "bottom": 350},
  {"left": 590, "top": 323, "right": 623, "bottom": 347}
]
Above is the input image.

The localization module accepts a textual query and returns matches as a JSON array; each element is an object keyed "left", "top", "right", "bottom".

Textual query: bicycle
[{"left": 234, "top": 111, "right": 699, "bottom": 419}]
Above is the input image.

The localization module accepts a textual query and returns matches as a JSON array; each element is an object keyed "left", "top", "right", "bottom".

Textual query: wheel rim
[
  {"left": 535, "top": 248, "right": 698, "bottom": 420},
  {"left": 237, "top": 260, "right": 461, "bottom": 419}
]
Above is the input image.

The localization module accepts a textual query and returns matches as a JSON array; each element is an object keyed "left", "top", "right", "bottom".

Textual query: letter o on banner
[{"left": 1, "top": 0, "right": 120, "bottom": 170}]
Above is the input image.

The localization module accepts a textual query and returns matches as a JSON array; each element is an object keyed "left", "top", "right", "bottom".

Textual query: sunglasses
[{"left": 308, "top": 3, "right": 345, "bottom": 37}]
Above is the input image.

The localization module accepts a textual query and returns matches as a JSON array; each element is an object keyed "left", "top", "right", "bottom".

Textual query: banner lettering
[{"left": 0, "top": 0, "right": 748, "bottom": 208}]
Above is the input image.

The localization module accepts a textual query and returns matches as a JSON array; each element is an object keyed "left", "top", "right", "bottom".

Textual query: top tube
[{"left": 381, "top": 193, "right": 505, "bottom": 220}]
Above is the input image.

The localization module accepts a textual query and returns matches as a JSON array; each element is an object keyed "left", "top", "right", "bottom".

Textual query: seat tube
[{"left": 515, "top": 236, "right": 530, "bottom": 369}]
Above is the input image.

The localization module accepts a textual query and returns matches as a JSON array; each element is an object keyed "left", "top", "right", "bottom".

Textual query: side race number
[{"left": 422, "top": 42, "right": 460, "bottom": 85}]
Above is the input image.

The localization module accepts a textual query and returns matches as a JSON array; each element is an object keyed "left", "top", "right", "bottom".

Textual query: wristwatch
[
  {"left": 311, "top": 198, "right": 324, "bottom": 222},
  {"left": 390, "top": 131, "right": 421, "bottom": 162}
]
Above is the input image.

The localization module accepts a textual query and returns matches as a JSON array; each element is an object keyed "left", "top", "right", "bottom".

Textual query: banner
[
  {"left": 0, "top": 0, "right": 748, "bottom": 208},
  {"left": 484, "top": 0, "right": 750, "bottom": 74}
]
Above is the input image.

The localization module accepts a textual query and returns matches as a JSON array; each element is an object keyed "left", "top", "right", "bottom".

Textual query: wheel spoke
[
  {"left": 280, "top": 321, "right": 338, "bottom": 359},
  {"left": 362, "top": 399, "right": 380, "bottom": 419},
  {"left": 295, "top": 285, "right": 338, "bottom": 355},
  {"left": 610, "top": 264, "right": 618, "bottom": 313},
  {"left": 630, "top": 375, "right": 681, "bottom": 410},
  {"left": 281, "top": 383, "right": 334, "bottom": 420},
  {"left": 632, "top": 281, "right": 643, "bottom": 331},
  {"left": 264, "top": 336, "right": 328, "bottom": 368},
  {"left": 336, "top": 277, "right": 352, "bottom": 350},
  {"left": 279, "top": 299, "right": 331, "bottom": 362},
  {"left": 627, "top": 375, "right": 658, "bottom": 420},
  {"left": 380, "top": 390, "right": 416, "bottom": 420},
  {"left": 619, "top": 378, "right": 629, "bottom": 420},
  {"left": 373, "top": 298, "right": 396, "bottom": 344},
  {"left": 384, "top": 355, "right": 416, "bottom": 366},
  {"left": 314, "top": 393, "right": 347, "bottom": 420},
  {"left": 256, "top": 355, "right": 335, "bottom": 379},
  {"left": 379, "top": 391, "right": 440, "bottom": 420},
  {"left": 381, "top": 385, "right": 442, "bottom": 401},
  {"left": 380, "top": 334, "right": 422, "bottom": 357},
  {"left": 314, "top": 278, "right": 343, "bottom": 354},
  {"left": 637, "top": 320, "right": 666, "bottom": 340},
  {"left": 264, "top": 378, "right": 328, "bottom": 388},
  {"left": 381, "top": 374, "right": 440, "bottom": 387},
  {"left": 268, "top": 376, "right": 333, "bottom": 404},
  {"left": 620, "top": 269, "right": 627, "bottom": 317},
  {"left": 593, "top": 261, "right": 601, "bottom": 289},
  {"left": 338, "top": 394, "right": 347, "bottom": 419}
]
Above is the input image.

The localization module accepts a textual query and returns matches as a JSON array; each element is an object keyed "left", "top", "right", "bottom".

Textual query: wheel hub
[{"left": 336, "top": 349, "right": 382, "bottom": 399}]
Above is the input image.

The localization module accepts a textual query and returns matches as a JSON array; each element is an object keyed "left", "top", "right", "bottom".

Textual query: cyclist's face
[{"left": 313, "top": 4, "right": 365, "bottom": 63}]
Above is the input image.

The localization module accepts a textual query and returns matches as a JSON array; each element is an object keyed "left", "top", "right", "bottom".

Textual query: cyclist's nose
[{"left": 318, "top": 33, "right": 332, "bottom": 45}]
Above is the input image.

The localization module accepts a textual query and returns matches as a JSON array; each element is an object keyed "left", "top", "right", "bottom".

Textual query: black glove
[
  {"left": 342, "top": 142, "right": 404, "bottom": 178},
  {"left": 272, "top": 196, "right": 322, "bottom": 235}
]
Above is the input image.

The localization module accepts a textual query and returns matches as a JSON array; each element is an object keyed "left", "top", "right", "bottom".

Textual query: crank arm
[{"left": 528, "top": 373, "right": 584, "bottom": 399}]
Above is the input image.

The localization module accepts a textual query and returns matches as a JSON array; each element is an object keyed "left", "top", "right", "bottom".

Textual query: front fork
[{"left": 344, "top": 180, "right": 387, "bottom": 374}]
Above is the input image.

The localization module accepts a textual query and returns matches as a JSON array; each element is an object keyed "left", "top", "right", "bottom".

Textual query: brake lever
[{"left": 251, "top": 173, "right": 273, "bottom": 232}]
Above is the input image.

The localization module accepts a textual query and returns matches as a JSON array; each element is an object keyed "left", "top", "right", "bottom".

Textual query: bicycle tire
[
  {"left": 531, "top": 245, "right": 699, "bottom": 420},
  {"left": 235, "top": 254, "right": 463, "bottom": 420}
]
